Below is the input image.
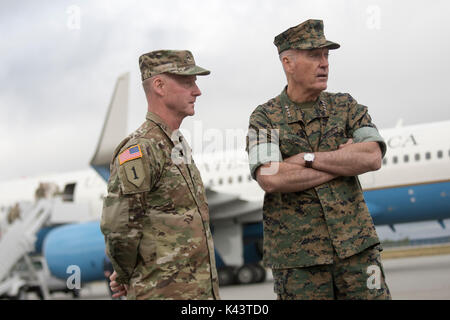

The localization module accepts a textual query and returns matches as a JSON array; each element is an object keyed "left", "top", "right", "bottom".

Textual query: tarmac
[{"left": 42, "top": 250, "right": 450, "bottom": 300}]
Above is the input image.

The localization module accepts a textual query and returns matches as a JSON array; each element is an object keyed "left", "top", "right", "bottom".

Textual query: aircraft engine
[{"left": 43, "top": 221, "right": 106, "bottom": 283}]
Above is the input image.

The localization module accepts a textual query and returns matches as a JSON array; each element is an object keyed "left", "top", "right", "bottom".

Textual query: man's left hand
[
  {"left": 109, "top": 271, "right": 128, "bottom": 299},
  {"left": 339, "top": 138, "right": 353, "bottom": 149}
]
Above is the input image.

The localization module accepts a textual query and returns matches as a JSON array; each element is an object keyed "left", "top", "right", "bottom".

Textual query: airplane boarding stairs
[{"left": 0, "top": 200, "right": 52, "bottom": 299}]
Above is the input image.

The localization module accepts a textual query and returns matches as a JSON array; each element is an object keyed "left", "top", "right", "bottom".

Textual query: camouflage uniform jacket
[
  {"left": 247, "top": 88, "right": 387, "bottom": 269},
  {"left": 101, "top": 111, "right": 220, "bottom": 300}
]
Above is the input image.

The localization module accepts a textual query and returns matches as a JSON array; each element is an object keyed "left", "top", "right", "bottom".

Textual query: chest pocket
[
  {"left": 318, "top": 116, "right": 349, "bottom": 152},
  {"left": 187, "top": 162, "right": 208, "bottom": 206},
  {"left": 279, "top": 131, "right": 308, "bottom": 158},
  {"left": 277, "top": 123, "right": 313, "bottom": 158},
  {"left": 159, "top": 162, "right": 195, "bottom": 210}
]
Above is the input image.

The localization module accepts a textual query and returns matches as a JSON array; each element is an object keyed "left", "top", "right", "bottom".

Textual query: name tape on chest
[{"left": 119, "top": 145, "right": 143, "bottom": 165}]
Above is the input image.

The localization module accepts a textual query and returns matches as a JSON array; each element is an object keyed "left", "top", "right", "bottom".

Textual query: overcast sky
[{"left": 1, "top": 0, "right": 449, "bottom": 180}]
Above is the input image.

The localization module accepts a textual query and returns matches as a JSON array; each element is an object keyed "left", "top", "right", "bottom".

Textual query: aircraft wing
[{"left": 206, "top": 189, "right": 263, "bottom": 224}]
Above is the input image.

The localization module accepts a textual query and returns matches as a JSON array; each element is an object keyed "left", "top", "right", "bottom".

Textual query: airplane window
[
  {"left": 437, "top": 150, "right": 443, "bottom": 159},
  {"left": 228, "top": 177, "right": 233, "bottom": 184},
  {"left": 425, "top": 152, "right": 431, "bottom": 160},
  {"left": 393, "top": 156, "right": 398, "bottom": 164},
  {"left": 248, "top": 175, "right": 252, "bottom": 181},
  {"left": 382, "top": 158, "right": 387, "bottom": 166},
  {"left": 218, "top": 178, "right": 223, "bottom": 185},
  {"left": 209, "top": 179, "right": 213, "bottom": 186},
  {"left": 415, "top": 153, "right": 420, "bottom": 161},
  {"left": 403, "top": 155, "right": 409, "bottom": 163},
  {"left": 238, "top": 176, "right": 243, "bottom": 183}
]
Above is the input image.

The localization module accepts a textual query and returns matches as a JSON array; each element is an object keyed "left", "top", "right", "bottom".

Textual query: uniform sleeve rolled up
[
  {"left": 353, "top": 127, "right": 387, "bottom": 158},
  {"left": 248, "top": 143, "right": 283, "bottom": 180},
  {"left": 346, "top": 95, "right": 387, "bottom": 158},
  {"left": 246, "top": 106, "right": 282, "bottom": 180}
]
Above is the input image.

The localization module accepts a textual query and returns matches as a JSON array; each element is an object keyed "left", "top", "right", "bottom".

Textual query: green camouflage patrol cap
[
  {"left": 274, "top": 19, "right": 340, "bottom": 54},
  {"left": 139, "top": 50, "right": 210, "bottom": 81}
]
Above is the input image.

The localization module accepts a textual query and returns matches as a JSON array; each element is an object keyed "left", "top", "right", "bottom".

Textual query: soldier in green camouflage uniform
[
  {"left": 101, "top": 50, "right": 220, "bottom": 300},
  {"left": 246, "top": 20, "right": 391, "bottom": 299}
]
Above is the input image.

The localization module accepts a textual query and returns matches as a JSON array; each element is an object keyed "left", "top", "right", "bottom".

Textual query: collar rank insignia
[{"left": 320, "top": 100, "right": 327, "bottom": 112}]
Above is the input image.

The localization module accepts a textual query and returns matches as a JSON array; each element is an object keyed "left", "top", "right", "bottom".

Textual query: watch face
[{"left": 305, "top": 153, "right": 314, "bottom": 161}]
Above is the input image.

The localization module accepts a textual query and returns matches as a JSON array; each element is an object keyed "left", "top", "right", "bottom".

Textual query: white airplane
[{"left": 0, "top": 73, "right": 449, "bottom": 296}]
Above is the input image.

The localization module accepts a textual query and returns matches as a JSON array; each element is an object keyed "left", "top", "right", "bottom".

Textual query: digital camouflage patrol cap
[
  {"left": 139, "top": 50, "right": 210, "bottom": 81},
  {"left": 274, "top": 19, "right": 340, "bottom": 54}
]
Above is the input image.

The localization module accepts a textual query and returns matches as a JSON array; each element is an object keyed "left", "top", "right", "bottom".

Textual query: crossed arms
[{"left": 255, "top": 140, "right": 382, "bottom": 193}]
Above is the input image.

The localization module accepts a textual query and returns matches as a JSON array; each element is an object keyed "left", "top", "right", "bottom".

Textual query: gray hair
[{"left": 279, "top": 49, "right": 300, "bottom": 62}]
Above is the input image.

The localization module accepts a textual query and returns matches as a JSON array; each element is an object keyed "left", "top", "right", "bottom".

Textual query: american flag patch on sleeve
[{"left": 119, "top": 145, "right": 143, "bottom": 165}]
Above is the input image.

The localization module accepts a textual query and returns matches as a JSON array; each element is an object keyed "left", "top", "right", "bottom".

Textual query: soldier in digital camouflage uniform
[
  {"left": 246, "top": 20, "right": 391, "bottom": 300},
  {"left": 101, "top": 50, "right": 220, "bottom": 300}
]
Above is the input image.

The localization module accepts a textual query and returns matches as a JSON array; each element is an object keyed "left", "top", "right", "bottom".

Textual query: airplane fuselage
[{"left": 1, "top": 120, "right": 449, "bottom": 227}]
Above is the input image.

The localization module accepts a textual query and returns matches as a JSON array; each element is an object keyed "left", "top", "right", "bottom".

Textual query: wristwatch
[{"left": 304, "top": 153, "right": 315, "bottom": 168}]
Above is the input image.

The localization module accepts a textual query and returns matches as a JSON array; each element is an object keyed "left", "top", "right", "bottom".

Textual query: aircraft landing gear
[
  {"left": 235, "top": 265, "right": 255, "bottom": 284},
  {"left": 251, "top": 264, "right": 266, "bottom": 283},
  {"left": 218, "top": 267, "right": 235, "bottom": 286},
  {"left": 218, "top": 264, "right": 267, "bottom": 286},
  {"left": 236, "top": 264, "right": 266, "bottom": 284}
]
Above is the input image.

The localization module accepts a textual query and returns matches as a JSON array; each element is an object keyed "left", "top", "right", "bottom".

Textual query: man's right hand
[{"left": 109, "top": 271, "right": 128, "bottom": 299}]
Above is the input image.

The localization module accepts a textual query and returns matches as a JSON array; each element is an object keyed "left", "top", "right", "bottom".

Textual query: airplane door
[{"left": 62, "top": 183, "right": 76, "bottom": 202}]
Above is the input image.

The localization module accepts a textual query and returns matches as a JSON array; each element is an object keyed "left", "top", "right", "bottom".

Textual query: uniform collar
[
  {"left": 146, "top": 111, "right": 174, "bottom": 138},
  {"left": 279, "top": 86, "right": 329, "bottom": 125},
  {"left": 145, "top": 111, "right": 189, "bottom": 147}
]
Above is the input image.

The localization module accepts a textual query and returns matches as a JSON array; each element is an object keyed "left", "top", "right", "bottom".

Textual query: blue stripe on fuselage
[{"left": 364, "top": 181, "right": 450, "bottom": 225}]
